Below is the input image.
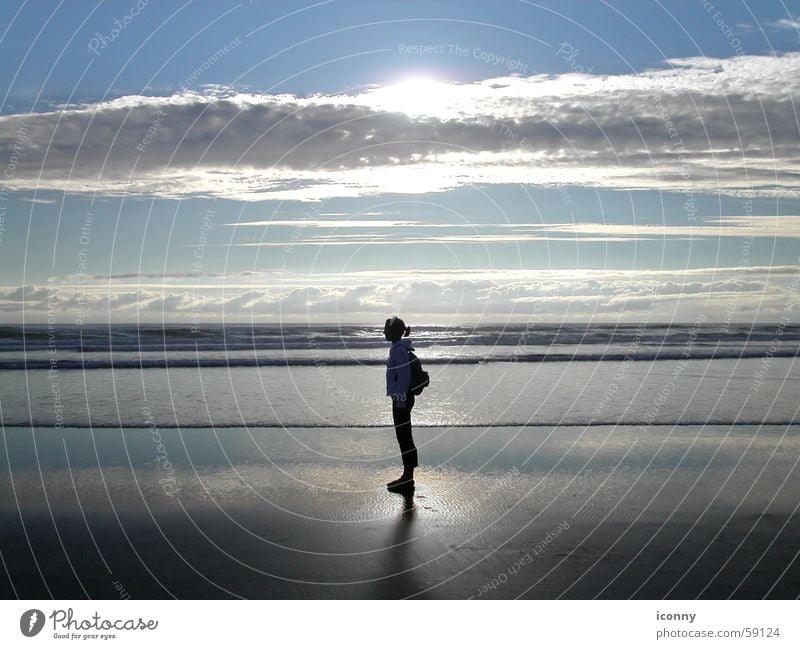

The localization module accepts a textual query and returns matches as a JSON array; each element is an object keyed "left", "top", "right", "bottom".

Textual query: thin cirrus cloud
[
  {"left": 768, "top": 16, "right": 800, "bottom": 30},
  {"left": 223, "top": 215, "right": 800, "bottom": 244},
  {"left": 0, "top": 53, "right": 798, "bottom": 201}
]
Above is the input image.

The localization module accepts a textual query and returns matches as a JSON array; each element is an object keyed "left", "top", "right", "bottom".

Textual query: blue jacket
[{"left": 386, "top": 339, "right": 414, "bottom": 399}]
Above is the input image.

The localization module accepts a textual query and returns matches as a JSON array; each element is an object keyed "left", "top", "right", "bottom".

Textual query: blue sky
[{"left": 1, "top": 0, "right": 800, "bottom": 323}]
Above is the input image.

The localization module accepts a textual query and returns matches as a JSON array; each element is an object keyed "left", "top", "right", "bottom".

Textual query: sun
[{"left": 367, "top": 76, "right": 455, "bottom": 117}]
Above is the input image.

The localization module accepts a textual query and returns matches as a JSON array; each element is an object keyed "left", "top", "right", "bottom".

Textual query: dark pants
[{"left": 392, "top": 392, "right": 417, "bottom": 469}]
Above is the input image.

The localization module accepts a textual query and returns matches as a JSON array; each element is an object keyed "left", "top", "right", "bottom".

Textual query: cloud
[
  {"left": 19, "top": 197, "right": 57, "bottom": 204},
  {"left": 0, "top": 285, "right": 53, "bottom": 303},
  {"left": 0, "top": 54, "right": 798, "bottom": 202},
  {"left": 227, "top": 219, "right": 418, "bottom": 228},
  {"left": 768, "top": 16, "right": 800, "bottom": 30},
  {"left": 539, "top": 216, "right": 800, "bottom": 239},
  {"left": 5, "top": 266, "right": 797, "bottom": 323},
  {"left": 221, "top": 215, "right": 800, "bottom": 245},
  {"left": 41, "top": 264, "right": 800, "bottom": 293}
]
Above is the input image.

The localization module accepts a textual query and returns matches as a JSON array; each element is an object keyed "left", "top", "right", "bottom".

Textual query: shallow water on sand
[{"left": 1, "top": 356, "right": 798, "bottom": 428}]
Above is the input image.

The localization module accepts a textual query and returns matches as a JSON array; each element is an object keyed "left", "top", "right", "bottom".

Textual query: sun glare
[{"left": 368, "top": 76, "right": 456, "bottom": 117}]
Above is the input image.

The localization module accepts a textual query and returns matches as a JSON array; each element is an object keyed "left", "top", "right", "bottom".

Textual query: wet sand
[{"left": 1, "top": 424, "right": 798, "bottom": 598}]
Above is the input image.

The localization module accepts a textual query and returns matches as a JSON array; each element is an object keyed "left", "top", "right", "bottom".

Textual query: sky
[{"left": 1, "top": 0, "right": 800, "bottom": 325}]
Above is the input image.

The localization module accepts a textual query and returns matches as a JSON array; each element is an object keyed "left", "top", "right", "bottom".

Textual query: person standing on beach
[{"left": 384, "top": 316, "right": 417, "bottom": 490}]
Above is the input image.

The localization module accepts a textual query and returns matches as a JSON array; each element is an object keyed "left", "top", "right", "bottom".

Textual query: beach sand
[{"left": 1, "top": 424, "right": 798, "bottom": 598}]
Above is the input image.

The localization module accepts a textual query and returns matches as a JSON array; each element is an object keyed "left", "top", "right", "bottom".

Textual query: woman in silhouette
[{"left": 384, "top": 316, "right": 417, "bottom": 490}]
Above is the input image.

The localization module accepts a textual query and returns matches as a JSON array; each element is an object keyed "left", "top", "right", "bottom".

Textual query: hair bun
[{"left": 385, "top": 316, "right": 409, "bottom": 338}]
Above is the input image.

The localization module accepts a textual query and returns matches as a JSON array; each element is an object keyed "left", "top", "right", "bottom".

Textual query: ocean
[{"left": 1, "top": 322, "right": 797, "bottom": 429}]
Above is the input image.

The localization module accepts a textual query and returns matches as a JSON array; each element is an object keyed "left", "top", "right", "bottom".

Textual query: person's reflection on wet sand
[{"left": 374, "top": 490, "right": 423, "bottom": 598}]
